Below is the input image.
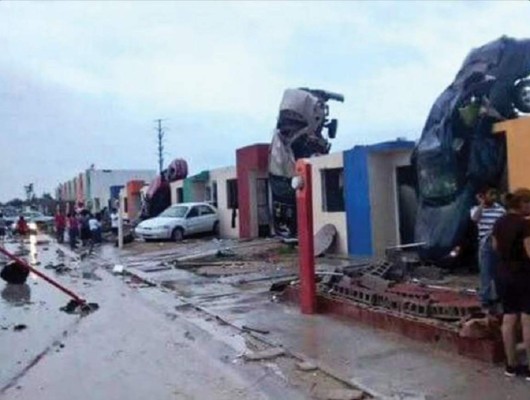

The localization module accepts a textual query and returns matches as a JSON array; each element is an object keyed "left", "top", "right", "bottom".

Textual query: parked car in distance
[{"left": 134, "top": 202, "right": 219, "bottom": 241}]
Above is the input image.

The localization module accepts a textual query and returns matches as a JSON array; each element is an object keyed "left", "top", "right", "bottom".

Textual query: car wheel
[
  {"left": 212, "top": 222, "right": 220, "bottom": 237},
  {"left": 171, "top": 227, "right": 184, "bottom": 242},
  {"left": 513, "top": 77, "right": 530, "bottom": 113}
]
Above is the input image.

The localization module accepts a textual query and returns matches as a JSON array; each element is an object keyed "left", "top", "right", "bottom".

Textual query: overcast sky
[{"left": 0, "top": 1, "right": 529, "bottom": 202}]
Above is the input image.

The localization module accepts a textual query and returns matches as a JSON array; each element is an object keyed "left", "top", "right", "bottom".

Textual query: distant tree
[{"left": 6, "top": 198, "right": 24, "bottom": 208}]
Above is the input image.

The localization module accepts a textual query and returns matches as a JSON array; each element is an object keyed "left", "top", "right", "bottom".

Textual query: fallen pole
[{"left": 0, "top": 246, "right": 86, "bottom": 305}]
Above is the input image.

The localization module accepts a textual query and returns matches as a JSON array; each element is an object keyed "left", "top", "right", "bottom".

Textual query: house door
[
  {"left": 256, "top": 178, "right": 270, "bottom": 237},
  {"left": 396, "top": 166, "right": 417, "bottom": 245}
]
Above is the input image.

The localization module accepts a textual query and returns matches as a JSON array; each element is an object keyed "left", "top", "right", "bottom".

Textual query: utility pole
[
  {"left": 24, "top": 183, "right": 34, "bottom": 203},
  {"left": 155, "top": 119, "right": 165, "bottom": 174}
]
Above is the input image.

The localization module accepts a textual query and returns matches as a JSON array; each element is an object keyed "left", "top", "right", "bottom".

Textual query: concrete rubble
[{"left": 243, "top": 347, "right": 285, "bottom": 361}]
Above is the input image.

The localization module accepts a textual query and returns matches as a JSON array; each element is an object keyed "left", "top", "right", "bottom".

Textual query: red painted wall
[
  {"left": 236, "top": 144, "right": 270, "bottom": 239},
  {"left": 126, "top": 180, "right": 145, "bottom": 221}
]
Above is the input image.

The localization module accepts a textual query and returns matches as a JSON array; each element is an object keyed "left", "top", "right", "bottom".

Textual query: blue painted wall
[
  {"left": 344, "top": 140, "right": 416, "bottom": 256},
  {"left": 109, "top": 185, "right": 124, "bottom": 208},
  {"left": 344, "top": 147, "right": 373, "bottom": 256}
]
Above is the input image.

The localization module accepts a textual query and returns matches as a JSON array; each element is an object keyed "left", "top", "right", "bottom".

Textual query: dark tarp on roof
[{"left": 412, "top": 36, "right": 530, "bottom": 261}]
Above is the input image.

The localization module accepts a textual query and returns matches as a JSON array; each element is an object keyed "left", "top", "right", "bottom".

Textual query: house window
[
  {"left": 321, "top": 168, "right": 345, "bottom": 212},
  {"left": 226, "top": 179, "right": 238, "bottom": 209},
  {"left": 176, "top": 188, "right": 184, "bottom": 203},
  {"left": 210, "top": 181, "right": 218, "bottom": 208},
  {"left": 124, "top": 198, "right": 128, "bottom": 213}
]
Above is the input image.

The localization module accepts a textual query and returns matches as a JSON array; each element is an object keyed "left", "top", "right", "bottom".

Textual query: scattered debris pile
[{"left": 318, "top": 247, "right": 481, "bottom": 323}]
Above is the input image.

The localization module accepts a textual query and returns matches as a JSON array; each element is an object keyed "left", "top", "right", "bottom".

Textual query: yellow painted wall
[{"left": 494, "top": 117, "right": 530, "bottom": 191}]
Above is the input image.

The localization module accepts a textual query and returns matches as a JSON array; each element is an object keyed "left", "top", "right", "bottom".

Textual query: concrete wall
[
  {"left": 308, "top": 152, "right": 347, "bottom": 254},
  {"left": 170, "top": 180, "right": 185, "bottom": 204},
  {"left": 368, "top": 149, "right": 412, "bottom": 257},
  {"left": 87, "top": 169, "right": 156, "bottom": 212},
  {"left": 493, "top": 117, "right": 530, "bottom": 191},
  {"left": 345, "top": 141, "right": 415, "bottom": 257},
  {"left": 209, "top": 166, "right": 238, "bottom": 238},
  {"left": 236, "top": 144, "right": 270, "bottom": 239}
]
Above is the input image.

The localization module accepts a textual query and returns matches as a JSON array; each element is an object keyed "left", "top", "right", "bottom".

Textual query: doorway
[
  {"left": 256, "top": 178, "right": 270, "bottom": 237},
  {"left": 396, "top": 166, "right": 417, "bottom": 245}
]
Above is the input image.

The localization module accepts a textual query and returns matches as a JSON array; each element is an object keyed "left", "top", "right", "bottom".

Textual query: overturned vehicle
[
  {"left": 269, "top": 88, "right": 344, "bottom": 237},
  {"left": 413, "top": 36, "right": 530, "bottom": 263},
  {"left": 140, "top": 158, "right": 188, "bottom": 220}
]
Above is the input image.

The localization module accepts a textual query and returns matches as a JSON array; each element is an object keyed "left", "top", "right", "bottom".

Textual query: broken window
[
  {"left": 321, "top": 168, "right": 345, "bottom": 212},
  {"left": 226, "top": 179, "right": 238, "bottom": 209}
]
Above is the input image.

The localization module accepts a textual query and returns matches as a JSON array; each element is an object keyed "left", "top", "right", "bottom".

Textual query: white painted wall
[
  {"left": 170, "top": 180, "right": 185, "bottom": 204},
  {"left": 308, "top": 152, "right": 347, "bottom": 255},
  {"left": 368, "top": 149, "right": 413, "bottom": 257},
  {"left": 208, "top": 166, "right": 238, "bottom": 239},
  {"left": 87, "top": 169, "right": 156, "bottom": 212},
  {"left": 118, "top": 187, "right": 128, "bottom": 220}
]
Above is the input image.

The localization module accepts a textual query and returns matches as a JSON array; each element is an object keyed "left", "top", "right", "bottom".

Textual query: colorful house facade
[{"left": 163, "top": 139, "right": 416, "bottom": 257}]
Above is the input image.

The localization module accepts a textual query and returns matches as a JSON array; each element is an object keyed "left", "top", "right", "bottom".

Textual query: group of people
[
  {"left": 54, "top": 208, "right": 119, "bottom": 250},
  {"left": 471, "top": 186, "right": 530, "bottom": 379},
  {"left": 54, "top": 210, "right": 99, "bottom": 250}
]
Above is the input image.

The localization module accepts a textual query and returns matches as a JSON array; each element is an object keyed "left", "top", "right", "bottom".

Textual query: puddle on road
[{"left": 1, "top": 284, "right": 31, "bottom": 307}]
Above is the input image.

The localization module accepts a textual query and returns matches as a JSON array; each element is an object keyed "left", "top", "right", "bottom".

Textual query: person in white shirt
[
  {"left": 110, "top": 209, "right": 119, "bottom": 236},
  {"left": 89, "top": 214, "right": 102, "bottom": 243}
]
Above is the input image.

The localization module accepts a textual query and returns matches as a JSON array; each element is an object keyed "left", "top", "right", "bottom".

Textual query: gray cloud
[{"left": 0, "top": 1, "right": 529, "bottom": 201}]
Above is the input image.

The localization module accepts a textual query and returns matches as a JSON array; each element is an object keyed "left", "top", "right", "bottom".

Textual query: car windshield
[{"left": 158, "top": 206, "right": 189, "bottom": 218}]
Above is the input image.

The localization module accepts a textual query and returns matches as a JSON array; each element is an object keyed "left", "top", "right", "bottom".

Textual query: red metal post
[
  {"left": 0, "top": 246, "right": 86, "bottom": 305},
  {"left": 295, "top": 159, "right": 316, "bottom": 314}
]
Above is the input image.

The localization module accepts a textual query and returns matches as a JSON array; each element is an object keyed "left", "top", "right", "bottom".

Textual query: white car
[{"left": 135, "top": 202, "right": 219, "bottom": 241}]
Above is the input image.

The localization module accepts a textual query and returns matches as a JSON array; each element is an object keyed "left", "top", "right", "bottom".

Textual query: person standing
[
  {"left": 79, "top": 212, "right": 91, "bottom": 247},
  {"left": 89, "top": 213, "right": 102, "bottom": 244},
  {"left": 492, "top": 189, "right": 530, "bottom": 379},
  {"left": 67, "top": 213, "right": 79, "bottom": 250},
  {"left": 110, "top": 208, "right": 119, "bottom": 236},
  {"left": 54, "top": 210, "right": 66, "bottom": 244},
  {"left": 0, "top": 213, "right": 6, "bottom": 242},
  {"left": 16, "top": 216, "right": 29, "bottom": 236},
  {"left": 470, "top": 186, "right": 505, "bottom": 311}
]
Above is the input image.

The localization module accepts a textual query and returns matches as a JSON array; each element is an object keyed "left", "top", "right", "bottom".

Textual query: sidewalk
[{"left": 124, "top": 244, "right": 530, "bottom": 400}]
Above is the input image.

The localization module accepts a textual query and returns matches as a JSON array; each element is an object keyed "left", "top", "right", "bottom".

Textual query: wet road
[
  {"left": 3, "top": 235, "right": 530, "bottom": 400},
  {"left": 0, "top": 236, "right": 358, "bottom": 400}
]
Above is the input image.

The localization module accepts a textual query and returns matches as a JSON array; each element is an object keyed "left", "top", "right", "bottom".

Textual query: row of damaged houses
[
  {"left": 55, "top": 167, "right": 157, "bottom": 215},
  {"left": 115, "top": 139, "right": 417, "bottom": 259}
]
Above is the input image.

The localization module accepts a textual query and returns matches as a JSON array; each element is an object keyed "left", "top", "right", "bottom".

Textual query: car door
[
  {"left": 185, "top": 206, "right": 200, "bottom": 234},
  {"left": 197, "top": 205, "right": 217, "bottom": 233}
]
